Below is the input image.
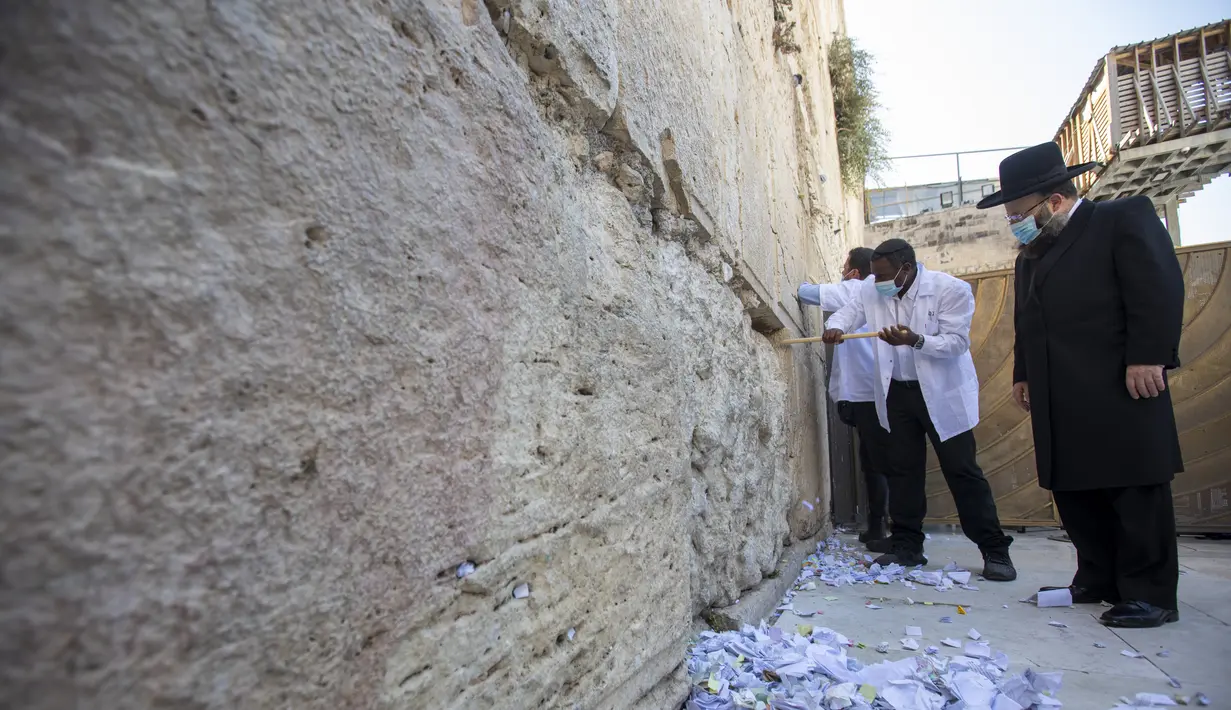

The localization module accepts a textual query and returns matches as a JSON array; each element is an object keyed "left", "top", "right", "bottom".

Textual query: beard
[{"left": 1019, "top": 204, "right": 1071, "bottom": 259}]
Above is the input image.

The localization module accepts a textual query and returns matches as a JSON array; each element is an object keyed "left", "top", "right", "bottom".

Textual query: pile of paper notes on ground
[
  {"left": 686, "top": 622, "right": 1062, "bottom": 709},
  {"left": 788, "top": 538, "right": 977, "bottom": 594}
]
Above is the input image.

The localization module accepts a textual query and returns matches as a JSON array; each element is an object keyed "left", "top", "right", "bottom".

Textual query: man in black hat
[{"left": 977, "top": 142, "right": 1185, "bottom": 629}]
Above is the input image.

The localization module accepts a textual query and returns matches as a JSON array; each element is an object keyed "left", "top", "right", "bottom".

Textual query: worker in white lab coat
[
  {"left": 798, "top": 247, "right": 890, "bottom": 544},
  {"left": 822, "top": 238, "right": 1016, "bottom": 581}
]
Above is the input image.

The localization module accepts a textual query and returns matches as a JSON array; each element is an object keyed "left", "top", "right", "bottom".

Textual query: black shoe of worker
[
  {"left": 866, "top": 536, "right": 894, "bottom": 554},
  {"left": 1100, "top": 601, "right": 1179, "bottom": 628},
  {"left": 873, "top": 547, "right": 927, "bottom": 568},
  {"left": 981, "top": 549, "right": 1017, "bottom": 582},
  {"left": 1039, "top": 585, "right": 1119, "bottom": 605},
  {"left": 859, "top": 520, "right": 889, "bottom": 544}
]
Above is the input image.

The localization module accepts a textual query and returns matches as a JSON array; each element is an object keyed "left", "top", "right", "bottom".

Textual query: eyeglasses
[{"left": 1004, "top": 196, "right": 1050, "bottom": 225}]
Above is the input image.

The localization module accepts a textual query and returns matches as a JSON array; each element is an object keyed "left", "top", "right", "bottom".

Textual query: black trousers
[
  {"left": 884, "top": 380, "right": 1012, "bottom": 552},
  {"left": 849, "top": 401, "right": 890, "bottom": 526},
  {"left": 1052, "top": 483, "right": 1179, "bottom": 610}
]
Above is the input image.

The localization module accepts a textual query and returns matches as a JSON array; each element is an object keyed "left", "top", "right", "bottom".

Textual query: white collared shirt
[
  {"left": 798, "top": 279, "right": 875, "bottom": 402},
  {"left": 889, "top": 278, "right": 920, "bottom": 382}
]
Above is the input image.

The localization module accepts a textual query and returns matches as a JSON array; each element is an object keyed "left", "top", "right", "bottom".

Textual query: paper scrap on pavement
[
  {"left": 1036, "top": 588, "right": 1073, "bottom": 607},
  {"left": 991, "top": 695, "right": 1025, "bottom": 710},
  {"left": 567, "top": 627, "right": 575, "bottom": 641},
  {"left": 682, "top": 535, "right": 1074, "bottom": 710},
  {"left": 905, "top": 626, "right": 922, "bottom": 637},
  {"left": 1130, "top": 692, "right": 1178, "bottom": 705},
  {"left": 875, "top": 641, "right": 890, "bottom": 654},
  {"left": 776, "top": 603, "right": 794, "bottom": 612},
  {"left": 948, "top": 570, "right": 973, "bottom": 585},
  {"left": 456, "top": 561, "right": 476, "bottom": 578},
  {"left": 512, "top": 583, "right": 530, "bottom": 599},
  {"left": 968, "top": 628, "right": 982, "bottom": 640},
  {"left": 866, "top": 603, "right": 882, "bottom": 610},
  {"left": 1168, "top": 677, "right": 1181, "bottom": 689},
  {"left": 824, "top": 596, "right": 839, "bottom": 602},
  {"left": 881, "top": 679, "right": 946, "bottom": 710},
  {"left": 1093, "top": 642, "right": 1106, "bottom": 648},
  {"left": 940, "top": 616, "right": 953, "bottom": 623},
  {"left": 965, "top": 642, "right": 992, "bottom": 659},
  {"left": 1157, "top": 649, "right": 1171, "bottom": 658},
  {"left": 1121, "top": 649, "right": 1144, "bottom": 658},
  {"left": 951, "top": 669, "right": 997, "bottom": 706},
  {"left": 1047, "top": 620, "right": 1068, "bottom": 628},
  {"left": 801, "top": 499, "right": 814, "bottom": 510}
]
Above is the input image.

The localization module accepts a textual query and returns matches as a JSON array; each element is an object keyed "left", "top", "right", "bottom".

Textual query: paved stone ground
[{"left": 771, "top": 528, "right": 1230, "bottom": 708}]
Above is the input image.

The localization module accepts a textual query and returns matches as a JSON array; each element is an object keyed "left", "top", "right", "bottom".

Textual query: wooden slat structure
[
  {"left": 1053, "top": 21, "right": 1231, "bottom": 219},
  {"left": 922, "top": 241, "right": 1231, "bottom": 533}
]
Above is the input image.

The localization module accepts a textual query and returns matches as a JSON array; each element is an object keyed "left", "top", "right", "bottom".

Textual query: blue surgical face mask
[
  {"left": 1011, "top": 202, "right": 1058, "bottom": 246},
  {"left": 875, "top": 266, "right": 905, "bottom": 297},
  {"left": 1011, "top": 216, "right": 1042, "bottom": 245}
]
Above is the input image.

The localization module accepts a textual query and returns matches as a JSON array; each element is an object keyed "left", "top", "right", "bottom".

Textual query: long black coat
[{"left": 1013, "top": 196, "right": 1185, "bottom": 491}]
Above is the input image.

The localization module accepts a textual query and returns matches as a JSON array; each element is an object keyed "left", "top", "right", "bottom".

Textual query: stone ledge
[{"left": 701, "top": 531, "right": 826, "bottom": 632}]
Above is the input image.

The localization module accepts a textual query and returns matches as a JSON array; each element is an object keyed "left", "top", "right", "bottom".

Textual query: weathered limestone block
[{"left": 0, "top": 0, "right": 855, "bottom": 708}]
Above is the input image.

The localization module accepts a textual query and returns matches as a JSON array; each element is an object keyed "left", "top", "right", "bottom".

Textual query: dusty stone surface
[
  {"left": 867, "top": 206, "right": 1019, "bottom": 276},
  {"left": 703, "top": 534, "right": 824, "bottom": 634},
  {"left": 0, "top": 1, "right": 860, "bottom": 708}
]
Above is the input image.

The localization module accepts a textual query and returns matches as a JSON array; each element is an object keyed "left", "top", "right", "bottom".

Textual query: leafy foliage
[{"left": 828, "top": 36, "right": 890, "bottom": 192}]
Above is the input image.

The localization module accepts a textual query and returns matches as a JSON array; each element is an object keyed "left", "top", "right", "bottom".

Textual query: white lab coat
[
  {"left": 797, "top": 280, "right": 875, "bottom": 403},
  {"left": 825, "top": 264, "right": 979, "bottom": 442}
]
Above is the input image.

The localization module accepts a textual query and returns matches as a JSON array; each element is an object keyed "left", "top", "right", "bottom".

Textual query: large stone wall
[
  {"left": 0, "top": 1, "right": 861, "bottom": 708},
  {"left": 866, "top": 206, "right": 1019, "bottom": 275}
]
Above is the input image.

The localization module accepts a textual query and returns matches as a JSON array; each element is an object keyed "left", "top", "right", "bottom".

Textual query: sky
[{"left": 844, "top": 0, "right": 1231, "bottom": 246}]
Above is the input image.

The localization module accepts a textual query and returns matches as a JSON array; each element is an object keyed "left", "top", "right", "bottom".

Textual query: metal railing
[{"left": 866, "top": 146, "right": 1030, "bottom": 223}]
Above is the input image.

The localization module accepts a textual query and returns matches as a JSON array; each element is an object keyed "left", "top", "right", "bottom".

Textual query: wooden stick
[{"left": 780, "top": 330, "right": 894, "bottom": 345}]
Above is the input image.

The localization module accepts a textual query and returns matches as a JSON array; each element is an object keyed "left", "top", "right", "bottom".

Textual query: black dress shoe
[
  {"left": 1100, "top": 600, "right": 1179, "bottom": 628},
  {"left": 1039, "top": 585, "right": 1118, "bottom": 605},
  {"left": 873, "top": 547, "right": 927, "bottom": 567},
  {"left": 866, "top": 537, "right": 894, "bottom": 553}
]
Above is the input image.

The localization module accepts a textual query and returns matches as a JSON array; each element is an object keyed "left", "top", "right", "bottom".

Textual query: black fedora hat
[{"left": 976, "top": 142, "right": 1097, "bottom": 209}]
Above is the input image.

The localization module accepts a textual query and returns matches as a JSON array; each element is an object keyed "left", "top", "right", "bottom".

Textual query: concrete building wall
[
  {"left": 866, "top": 179, "right": 1000, "bottom": 223},
  {"left": 866, "top": 205, "right": 1019, "bottom": 276},
  {"left": 0, "top": 1, "right": 861, "bottom": 709}
]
